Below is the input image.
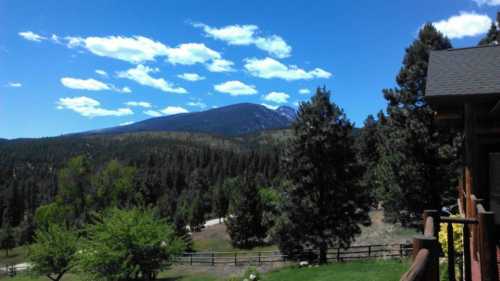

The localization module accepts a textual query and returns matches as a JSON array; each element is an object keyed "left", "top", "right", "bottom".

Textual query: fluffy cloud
[
  {"left": 143, "top": 110, "right": 162, "bottom": 117},
  {"left": 56, "top": 96, "right": 133, "bottom": 118},
  {"left": 206, "top": 59, "right": 235, "bottom": 72},
  {"left": 65, "top": 36, "right": 169, "bottom": 63},
  {"left": 60, "top": 77, "right": 130, "bottom": 93},
  {"left": 125, "top": 101, "right": 151, "bottom": 108},
  {"left": 193, "top": 23, "right": 292, "bottom": 58},
  {"left": 261, "top": 103, "right": 279, "bottom": 110},
  {"left": 187, "top": 100, "right": 207, "bottom": 109},
  {"left": 473, "top": 0, "right": 500, "bottom": 5},
  {"left": 117, "top": 65, "right": 187, "bottom": 94},
  {"left": 214, "top": 80, "right": 257, "bottom": 96},
  {"left": 433, "top": 12, "right": 492, "bottom": 39},
  {"left": 177, "top": 73, "right": 206, "bottom": 81},
  {"left": 263, "top": 91, "right": 289, "bottom": 104},
  {"left": 6, "top": 82, "right": 22, "bottom": 88},
  {"left": 18, "top": 31, "right": 46, "bottom": 42},
  {"left": 161, "top": 106, "right": 189, "bottom": 115},
  {"left": 164, "top": 43, "right": 220, "bottom": 65},
  {"left": 244, "top": 57, "right": 332, "bottom": 81},
  {"left": 95, "top": 69, "right": 108, "bottom": 77},
  {"left": 61, "top": 78, "right": 111, "bottom": 91},
  {"left": 119, "top": 121, "right": 134, "bottom": 126},
  {"left": 299, "top": 88, "right": 311, "bottom": 94}
]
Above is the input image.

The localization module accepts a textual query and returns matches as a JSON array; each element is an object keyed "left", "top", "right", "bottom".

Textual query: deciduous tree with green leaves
[
  {"left": 277, "top": 88, "right": 371, "bottom": 264},
  {"left": 78, "top": 208, "right": 185, "bottom": 281},
  {"left": 28, "top": 224, "right": 79, "bottom": 281}
]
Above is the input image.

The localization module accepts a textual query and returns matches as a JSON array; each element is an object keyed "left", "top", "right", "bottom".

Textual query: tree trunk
[{"left": 319, "top": 242, "right": 328, "bottom": 264}]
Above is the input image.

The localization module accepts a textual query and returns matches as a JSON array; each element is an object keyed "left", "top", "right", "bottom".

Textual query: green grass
[
  {"left": 0, "top": 247, "right": 28, "bottom": 267},
  {"left": 263, "top": 259, "right": 410, "bottom": 281},
  {"left": 2, "top": 259, "right": 410, "bottom": 281}
]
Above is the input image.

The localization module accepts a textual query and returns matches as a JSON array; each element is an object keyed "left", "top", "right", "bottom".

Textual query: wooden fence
[{"left": 174, "top": 243, "right": 412, "bottom": 266}]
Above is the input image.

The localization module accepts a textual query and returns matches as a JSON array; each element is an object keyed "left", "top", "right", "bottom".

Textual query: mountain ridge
[{"left": 87, "top": 103, "right": 296, "bottom": 137}]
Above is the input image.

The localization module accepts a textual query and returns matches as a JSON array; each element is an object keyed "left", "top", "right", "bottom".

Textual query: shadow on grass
[{"left": 157, "top": 276, "right": 186, "bottom": 281}]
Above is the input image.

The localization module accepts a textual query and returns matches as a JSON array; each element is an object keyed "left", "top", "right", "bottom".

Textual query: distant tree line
[{"left": 0, "top": 134, "right": 280, "bottom": 251}]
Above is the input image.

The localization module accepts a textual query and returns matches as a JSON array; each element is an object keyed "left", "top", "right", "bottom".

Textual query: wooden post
[
  {"left": 463, "top": 224, "right": 472, "bottom": 281},
  {"left": 447, "top": 222, "right": 456, "bottom": 281},
  {"left": 190, "top": 253, "right": 192, "bottom": 265},
  {"left": 478, "top": 211, "right": 498, "bottom": 281},
  {"left": 336, "top": 247, "right": 340, "bottom": 262},
  {"left": 368, "top": 245, "right": 371, "bottom": 258},
  {"left": 212, "top": 253, "right": 215, "bottom": 266},
  {"left": 234, "top": 252, "right": 237, "bottom": 266},
  {"left": 400, "top": 244, "right": 403, "bottom": 258},
  {"left": 258, "top": 252, "right": 261, "bottom": 265},
  {"left": 413, "top": 236, "right": 440, "bottom": 281},
  {"left": 423, "top": 210, "right": 440, "bottom": 235}
]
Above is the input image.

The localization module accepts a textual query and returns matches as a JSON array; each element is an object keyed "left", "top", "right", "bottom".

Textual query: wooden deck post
[
  {"left": 478, "top": 211, "right": 498, "bottom": 281},
  {"left": 412, "top": 236, "right": 440, "bottom": 281}
]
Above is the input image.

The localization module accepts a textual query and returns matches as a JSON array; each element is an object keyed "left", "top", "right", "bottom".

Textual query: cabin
[{"left": 400, "top": 44, "right": 500, "bottom": 281}]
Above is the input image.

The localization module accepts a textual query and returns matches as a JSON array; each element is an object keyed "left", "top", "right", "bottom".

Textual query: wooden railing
[
  {"left": 400, "top": 210, "right": 440, "bottom": 281},
  {"left": 401, "top": 192, "right": 498, "bottom": 281},
  {"left": 174, "top": 243, "right": 411, "bottom": 266}
]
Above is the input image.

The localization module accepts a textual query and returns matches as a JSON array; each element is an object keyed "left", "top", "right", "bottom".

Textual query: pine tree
[
  {"left": 225, "top": 176, "right": 267, "bottom": 248},
  {"left": 375, "top": 24, "right": 461, "bottom": 225},
  {"left": 478, "top": 13, "right": 499, "bottom": 46},
  {"left": 278, "top": 87, "right": 371, "bottom": 264}
]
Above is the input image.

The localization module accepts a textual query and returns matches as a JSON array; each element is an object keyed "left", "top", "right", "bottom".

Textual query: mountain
[
  {"left": 275, "top": 106, "right": 297, "bottom": 121},
  {"left": 90, "top": 103, "right": 295, "bottom": 137}
]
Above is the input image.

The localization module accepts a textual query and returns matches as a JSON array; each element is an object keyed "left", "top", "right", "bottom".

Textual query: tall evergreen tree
[
  {"left": 278, "top": 88, "right": 371, "bottom": 264},
  {"left": 225, "top": 175, "right": 267, "bottom": 248},
  {"left": 375, "top": 24, "right": 461, "bottom": 225},
  {"left": 478, "top": 13, "right": 499, "bottom": 46}
]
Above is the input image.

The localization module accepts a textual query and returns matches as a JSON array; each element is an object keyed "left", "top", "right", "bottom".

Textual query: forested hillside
[{"left": 0, "top": 131, "right": 283, "bottom": 238}]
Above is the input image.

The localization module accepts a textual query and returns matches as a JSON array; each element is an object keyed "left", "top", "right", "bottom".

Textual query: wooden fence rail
[{"left": 173, "top": 243, "right": 412, "bottom": 266}]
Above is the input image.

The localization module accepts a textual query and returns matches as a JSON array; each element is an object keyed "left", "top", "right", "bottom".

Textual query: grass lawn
[
  {"left": 0, "top": 247, "right": 28, "bottom": 266},
  {"left": 263, "top": 259, "right": 410, "bottom": 281},
  {"left": 2, "top": 259, "right": 409, "bottom": 281}
]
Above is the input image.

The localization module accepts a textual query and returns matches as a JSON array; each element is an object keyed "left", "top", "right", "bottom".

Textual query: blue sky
[{"left": 1, "top": 0, "right": 499, "bottom": 139}]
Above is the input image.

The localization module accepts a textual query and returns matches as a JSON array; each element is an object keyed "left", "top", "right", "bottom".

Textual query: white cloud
[
  {"left": 61, "top": 77, "right": 110, "bottom": 91},
  {"left": 125, "top": 101, "right": 152, "bottom": 108},
  {"left": 95, "top": 69, "right": 108, "bottom": 77},
  {"left": 433, "top": 12, "right": 492, "bottom": 39},
  {"left": 65, "top": 36, "right": 169, "bottom": 64},
  {"left": 187, "top": 100, "right": 207, "bottom": 109},
  {"left": 161, "top": 106, "right": 189, "bottom": 115},
  {"left": 263, "top": 91, "right": 289, "bottom": 104},
  {"left": 18, "top": 31, "right": 46, "bottom": 42},
  {"left": 56, "top": 96, "right": 133, "bottom": 118},
  {"left": 193, "top": 23, "right": 292, "bottom": 58},
  {"left": 144, "top": 110, "right": 163, "bottom": 117},
  {"left": 119, "top": 121, "right": 134, "bottom": 126},
  {"left": 214, "top": 80, "right": 257, "bottom": 96},
  {"left": 178, "top": 73, "right": 206, "bottom": 81},
  {"left": 244, "top": 57, "right": 332, "bottom": 81},
  {"left": 299, "top": 88, "right": 311, "bottom": 94},
  {"left": 6, "top": 82, "right": 22, "bottom": 88},
  {"left": 164, "top": 43, "right": 220, "bottom": 65},
  {"left": 206, "top": 59, "right": 235, "bottom": 72},
  {"left": 473, "top": 0, "right": 500, "bottom": 6},
  {"left": 117, "top": 65, "right": 187, "bottom": 94},
  {"left": 261, "top": 103, "right": 279, "bottom": 110},
  {"left": 60, "top": 77, "right": 130, "bottom": 93}
]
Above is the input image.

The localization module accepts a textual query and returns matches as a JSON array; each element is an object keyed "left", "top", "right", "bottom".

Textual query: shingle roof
[{"left": 426, "top": 45, "right": 500, "bottom": 97}]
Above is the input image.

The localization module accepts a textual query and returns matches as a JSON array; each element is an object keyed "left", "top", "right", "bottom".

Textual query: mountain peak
[
  {"left": 275, "top": 106, "right": 297, "bottom": 122},
  {"left": 90, "top": 103, "right": 294, "bottom": 137}
]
